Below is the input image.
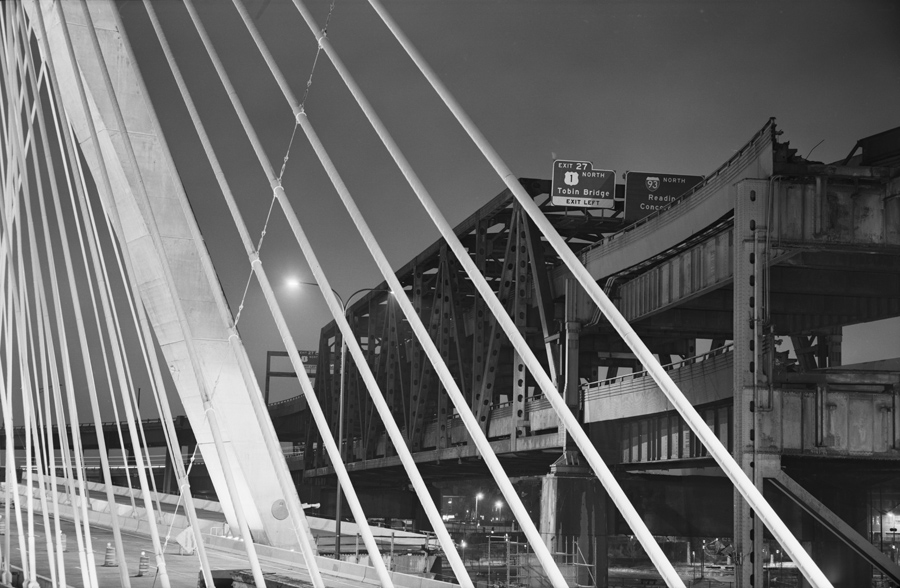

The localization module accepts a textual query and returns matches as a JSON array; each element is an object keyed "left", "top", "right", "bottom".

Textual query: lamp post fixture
[
  {"left": 701, "top": 540, "right": 706, "bottom": 579},
  {"left": 286, "top": 278, "right": 390, "bottom": 559},
  {"left": 475, "top": 492, "right": 484, "bottom": 528},
  {"left": 495, "top": 500, "right": 503, "bottom": 521},
  {"left": 461, "top": 540, "right": 466, "bottom": 565}
]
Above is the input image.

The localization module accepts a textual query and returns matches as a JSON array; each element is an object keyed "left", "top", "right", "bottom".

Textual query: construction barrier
[
  {"left": 138, "top": 552, "right": 149, "bottom": 577},
  {"left": 104, "top": 543, "right": 117, "bottom": 567}
]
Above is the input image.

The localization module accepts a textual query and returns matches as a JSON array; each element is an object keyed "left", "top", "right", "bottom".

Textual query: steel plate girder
[{"left": 772, "top": 179, "right": 900, "bottom": 247}]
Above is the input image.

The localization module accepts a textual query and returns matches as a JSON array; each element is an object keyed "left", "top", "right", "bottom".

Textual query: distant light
[
  {"left": 476, "top": 492, "right": 484, "bottom": 499},
  {"left": 495, "top": 501, "right": 503, "bottom": 508},
  {"left": 286, "top": 277, "right": 301, "bottom": 289}
]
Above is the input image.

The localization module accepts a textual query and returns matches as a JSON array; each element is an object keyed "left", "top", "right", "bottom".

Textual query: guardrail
[
  {"left": 582, "top": 343, "right": 734, "bottom": 403},
  {"left": 14, "top": 454, "right": 169, "bottom": 470},
  {"left": 267, "top": 395, "right": 304, "bottom": 408}
]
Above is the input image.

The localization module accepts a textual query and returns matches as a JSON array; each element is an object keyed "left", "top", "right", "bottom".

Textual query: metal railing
[
  {"left": 14, "top": 454, "right": 169, "bottom": 470},
  {"left": 581, "top": 343, "right": 734, "bottom": 402}
]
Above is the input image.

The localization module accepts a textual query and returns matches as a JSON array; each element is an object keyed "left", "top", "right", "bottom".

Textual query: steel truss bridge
[
  {"left": 0, "top": 1, "right": 897, "bottom": 588},
  {"left": 304, "top": 122, "right": 900, "bottom": 588}
]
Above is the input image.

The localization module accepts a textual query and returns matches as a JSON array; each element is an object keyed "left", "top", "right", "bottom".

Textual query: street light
[
  {"left": 287, "top": 279, "right": 391, "bottom": 559},
  {"left": 495, "top": 500, "right": 503, "bottom": 521},
  {"left": 701, "top": 540, "right": 706, "bottom": 579},
  {"left": 475, "top": 492, "right": 484, "bottom": 528},
  {"left": 461, "top": 540, "right": 467, "bottom": 565}
]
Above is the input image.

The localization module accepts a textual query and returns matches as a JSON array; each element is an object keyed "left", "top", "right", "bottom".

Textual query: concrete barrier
[{"left": 204, "top": 534, "right": 453, "bottom": 588}]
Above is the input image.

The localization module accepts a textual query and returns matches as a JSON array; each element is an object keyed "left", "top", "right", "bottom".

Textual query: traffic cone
[
  {"left": 137, "top": 552, "right": 149, "bottom": 577},
  {"left": 104, "top": 543, "right": 117, "bottom": 567}
]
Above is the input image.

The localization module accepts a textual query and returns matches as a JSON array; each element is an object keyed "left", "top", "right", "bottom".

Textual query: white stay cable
[
  {"left": 63, "top": 127, "right": 140, "bottom": 515},
  {"left": 22, "top": 6, "right": 105, "bottom": 585},
  {"left": 100, "top": 194, "right": 217, "bottom": 588},
  {"left": 73, "top": 153, "right": 167, "bottom": 517},
  {"left": 104, "top": 6, "right": 318, "bottom": 582},
  {"left": 126, "top": 1, "right": 314, "bottom": 588},
  {"left": 35, "top": 274, "right": 78, "bottom": 588},
  {"left": 0, "top": 147, "right": 17, "bottom": 584},
  {"left": 0, "top": 22, "right": 15, "bottom": 584},
  {"left": 185, "top": 0, "right": 393, "bottom": 588},
  {"left": 0, "top": 253, "right": 21, "bottom": 588},
  {"left": 0, "top": 281, "right": 29, "bottom": 585},
  {"left": 11, "top": 20, "right": 65, "bottom": 581},
  {"left": 67, "top": 104, "right": 162, "bottom": 523},
  {"left": 22, "top": 291, "right": 61, "bottom": 588},
  {"left": 366, "top": 3, "right": 833, "bottom": 587},
  {"left": 10, "top": 161, "right": 39, "bottom": 588},
  {"left": 0, "top": 74, "right": 17, "bottom": 582},
  {"left": 63, "top": 1, "right": 264, "bottom": 585},
  {"left": 180, "top": 2, "right": 391, "bottom": 584},
  {"left": 228, "top": 1, "right": 567, "bottom": 584},
  {"left": 67, "top": 101, "right": 172, "bottom": 587},
  {"left": 101, "top": 189, "right": 217, "bottom": 587},
  {"left": 28, "top": 4, "right": 133, "bottom": 585},
  {"left": 104, "top": 4, "right": 316, "bottom": 582},
  {"left": 0, "top": 14, "right": 38, "bottom": 583},
  {"left": 287, "top": 2, "right": 686, "bottom": 584},
  {"left": 151, "top": 0, "right": 467, "bottom": 584},
  {"left": 76, "top": 142, "right": 166, "bottom": 519}
]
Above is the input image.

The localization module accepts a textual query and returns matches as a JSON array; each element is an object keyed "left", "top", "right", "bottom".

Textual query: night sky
[{"left": 112, "top": 0, "right": 900, "bottom": 404}]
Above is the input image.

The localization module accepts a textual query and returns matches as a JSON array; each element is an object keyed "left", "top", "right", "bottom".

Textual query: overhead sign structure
[
  {"left": 298, "top": 350, "right": 318, "bottom": 377},
  {"left": 551, "top": 160, "right": 616, "bottom": 208},
  {"left": 624, "top": 171, "right": 704, "bottom": 222}
]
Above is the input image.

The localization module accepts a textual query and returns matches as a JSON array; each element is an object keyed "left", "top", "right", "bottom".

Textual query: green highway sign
[
  {"left": 624, "top": 171, "right": 703, "bottom": 222},
  {"left": 551, "top": 160, "right": 615, "bottom": 208}
]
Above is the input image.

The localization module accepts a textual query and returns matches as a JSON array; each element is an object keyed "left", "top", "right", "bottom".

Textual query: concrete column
[{"left": 540, "top": 451, "right": 607, "bottom": 587}]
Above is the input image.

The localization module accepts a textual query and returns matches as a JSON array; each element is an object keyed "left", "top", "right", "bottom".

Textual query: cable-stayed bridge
[{"left": 0, "top": 1, "right": 898, "bottom": 588}]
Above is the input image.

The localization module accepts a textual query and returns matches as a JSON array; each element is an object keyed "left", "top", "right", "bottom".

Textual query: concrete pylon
[{"left": 24, "top": 0, "right": 312, "bottom": 550}]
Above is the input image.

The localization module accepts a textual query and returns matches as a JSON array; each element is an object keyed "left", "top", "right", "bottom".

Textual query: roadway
[
  {"left": 41, "top": 482, "right": 227, "bottom": 523},
  {"left": 1, "top": 514, "right": 322, "bottom": 587}
]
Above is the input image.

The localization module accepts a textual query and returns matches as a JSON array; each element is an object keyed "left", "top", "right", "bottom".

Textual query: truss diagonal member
[
  {"left": 769, "top": 470, "right": 900, "bottom": 584},
  {"left": 229, "top": 0, "right": 566, "bottom": 584},
  {"left": 365, "top": 3, "right": 833, "bottom": 587}
]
